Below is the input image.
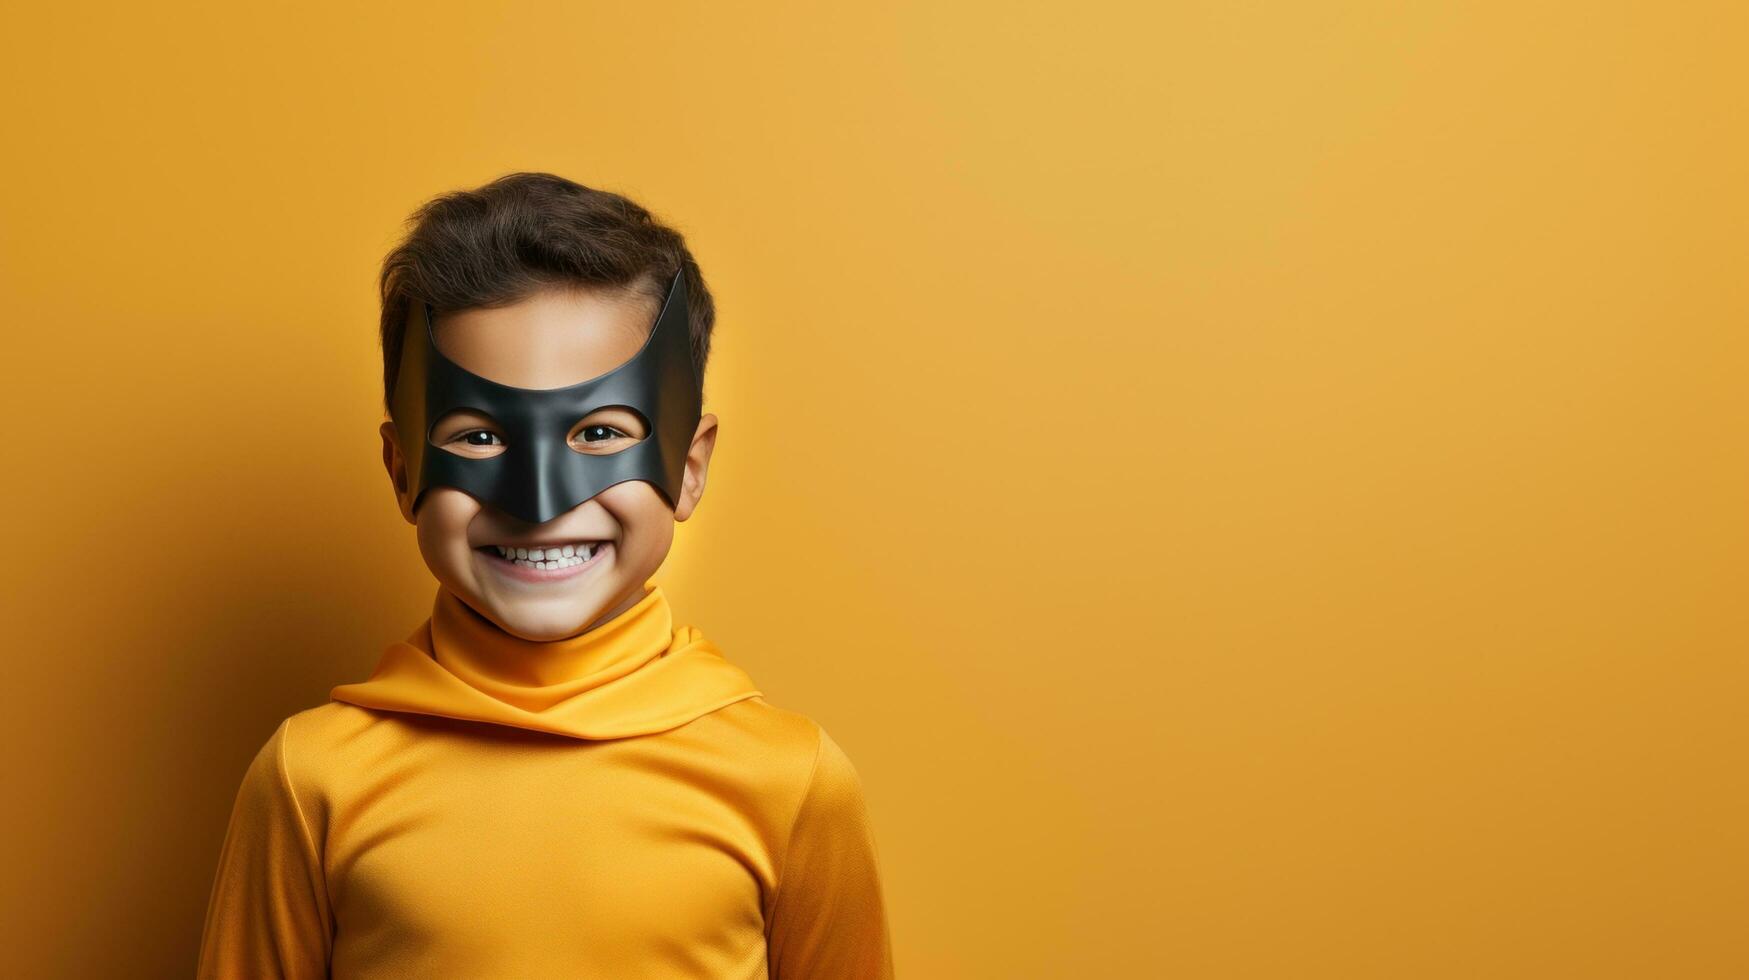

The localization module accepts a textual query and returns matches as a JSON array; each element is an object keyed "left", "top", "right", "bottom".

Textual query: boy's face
[{"left": 379, "top": 284, "right": 718, "bottom": 641}]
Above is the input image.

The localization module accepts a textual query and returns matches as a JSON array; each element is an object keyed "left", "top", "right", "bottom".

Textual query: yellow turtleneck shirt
[{"left": 196, "top": 582, "right": 894, "bottom": 979}]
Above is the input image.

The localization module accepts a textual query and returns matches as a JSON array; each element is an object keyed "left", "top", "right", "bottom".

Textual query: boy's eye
[
  {"left": 576, "top": 424, "right": 630, "bottom": 443},
  {"left": 445, "top": 426, "right": 631, "bottom": 450}
]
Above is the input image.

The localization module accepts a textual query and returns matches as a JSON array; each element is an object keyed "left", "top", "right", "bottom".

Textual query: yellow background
[{"left": 2, "top": 2, "right": 1744, "bottom": 977}]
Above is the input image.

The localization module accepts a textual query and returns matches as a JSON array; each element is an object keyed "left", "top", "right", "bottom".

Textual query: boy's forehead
[{"left": 418, "top": 286, "right": 657, "bottom": 391}]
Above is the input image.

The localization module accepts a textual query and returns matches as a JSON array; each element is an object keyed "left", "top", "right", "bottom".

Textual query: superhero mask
[{"left": 389, "top": 268, "right": 700, "bottom": 525}]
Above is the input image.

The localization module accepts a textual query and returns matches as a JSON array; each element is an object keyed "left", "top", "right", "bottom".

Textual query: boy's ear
[
  {"left": 379, "top": 419, "right": 416, "bottom": 525},
  {"left": 672, "top": 412, "right": 719, "bottom": 523}
]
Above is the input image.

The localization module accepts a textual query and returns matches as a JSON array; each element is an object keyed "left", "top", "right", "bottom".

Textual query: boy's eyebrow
[{"left": 428, "top": 407, "right": 500, "bottom": 433}]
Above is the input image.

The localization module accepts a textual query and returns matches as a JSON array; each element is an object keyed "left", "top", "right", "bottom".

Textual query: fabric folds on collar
[{"left": 329, "top": 583, "right": 762, "bottom": 740}]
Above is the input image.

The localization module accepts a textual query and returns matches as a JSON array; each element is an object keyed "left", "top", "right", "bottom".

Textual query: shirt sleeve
[
  {"left": 197, "top": 716, "right": 333, "bottom": 980},
  {"left": 766, "top": 725, "right": 895, "bottom": 979}
]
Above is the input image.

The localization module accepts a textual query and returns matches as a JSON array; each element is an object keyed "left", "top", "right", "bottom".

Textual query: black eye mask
[{"left": 389, "top": 269, "right": 700, "bottom": 525}]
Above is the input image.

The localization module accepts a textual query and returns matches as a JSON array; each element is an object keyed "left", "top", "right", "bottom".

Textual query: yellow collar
[{"left": 329, "top": 584, "right": 762, "bottom": 740}]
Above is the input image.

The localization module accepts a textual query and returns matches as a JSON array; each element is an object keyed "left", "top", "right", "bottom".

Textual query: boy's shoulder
[
  {"left": 697, "top": 693, "right": 871, "bottom": 775},
  {"left": 695, "top": 696, "right": 869, "bottom": 797},
  {"left": 256, "top": 701, "right": 384, "bottom": 790},
  {"left": 702, "top": 693, "right": 822, "bottom": 745},
  {"left": 704, "top": 697, "right": 878, "bottom": 838},
  {"left": 277, "top": 699, "right": 386, "bottom": 751}
]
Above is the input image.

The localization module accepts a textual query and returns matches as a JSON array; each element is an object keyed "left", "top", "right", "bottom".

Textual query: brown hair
[{"left": 376, "top": 171, "right": 716, "bottom": 412}]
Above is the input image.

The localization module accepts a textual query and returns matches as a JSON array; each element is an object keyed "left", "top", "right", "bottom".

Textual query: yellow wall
[{"left": 1, "top": 2, "right": 1742, "bottom": 976}]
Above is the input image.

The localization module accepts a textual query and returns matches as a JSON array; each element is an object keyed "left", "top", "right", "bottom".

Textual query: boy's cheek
[{"left": 413, "top": 491, "right": 482, "bottom": 554}]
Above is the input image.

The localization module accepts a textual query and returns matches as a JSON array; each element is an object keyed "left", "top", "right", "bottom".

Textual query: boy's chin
[
  {"left": 453, "top": 551, "right": 627, "bottom": 641},
  {"left": 471, "top": 587, "right": 621, "bottom": 642}
]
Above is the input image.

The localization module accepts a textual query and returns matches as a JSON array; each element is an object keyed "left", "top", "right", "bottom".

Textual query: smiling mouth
[{"left": 475, "top": 541, "right": 607, "bottom": 571}]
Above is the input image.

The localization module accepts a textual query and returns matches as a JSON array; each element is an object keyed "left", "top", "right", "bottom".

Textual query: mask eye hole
[
  {"left": 570, "top": 405, "right": 649, "bottom": 455},
  {"left": 431, "top": 409, "right": 506, "bottom": 458}
]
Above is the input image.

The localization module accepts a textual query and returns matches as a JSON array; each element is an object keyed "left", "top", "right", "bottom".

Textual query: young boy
[{"left": 196, "top": 172, "right": 895, "bottom": 978}]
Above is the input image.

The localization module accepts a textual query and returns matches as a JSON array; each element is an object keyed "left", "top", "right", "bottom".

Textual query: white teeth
[{"left": 490, "top": 542, "right": 601, "bottom": 569}]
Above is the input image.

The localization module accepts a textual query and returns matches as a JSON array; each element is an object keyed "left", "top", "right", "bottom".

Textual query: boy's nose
[{"left": 497, "top": 437, "right": 575, "bottom": 526}]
